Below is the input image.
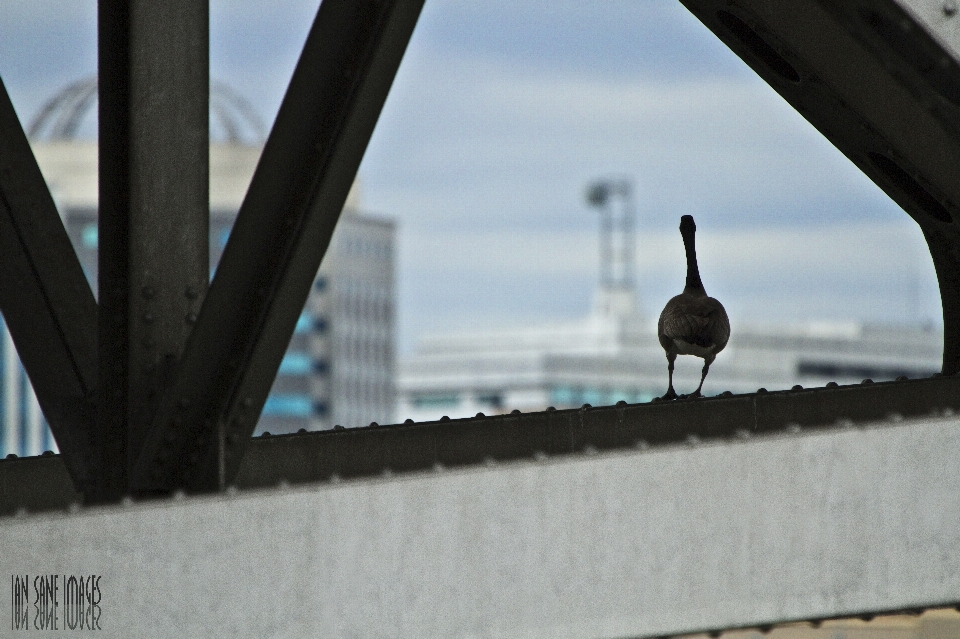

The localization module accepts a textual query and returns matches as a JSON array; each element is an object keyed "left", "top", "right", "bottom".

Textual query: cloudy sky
[{"left": 0, "top": 0, "right": 942, "bottom": 352}]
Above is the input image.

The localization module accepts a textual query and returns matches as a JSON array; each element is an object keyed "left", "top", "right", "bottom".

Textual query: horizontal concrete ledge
[
  {"left": 1, "top": 414, "right": 958, "bottom": 638},
  {"left": 3, "top": 375, "right": 960, "bottom": 515}
]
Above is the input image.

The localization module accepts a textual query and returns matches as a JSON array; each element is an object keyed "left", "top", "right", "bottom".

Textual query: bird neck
[{"left": 681, "top": 227, "right": 706, "bottom": 295}]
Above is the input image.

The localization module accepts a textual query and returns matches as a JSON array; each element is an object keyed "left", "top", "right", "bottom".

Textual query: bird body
[{"left": 658, "top": 216, "right": 729, "bottom": 399}]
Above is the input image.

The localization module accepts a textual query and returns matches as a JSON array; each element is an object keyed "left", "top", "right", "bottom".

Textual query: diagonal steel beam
[
  {"left": 131, "top": 0, "right": 425, "bottom": 493},
  {"left": 0, "top": 76, "right": 99, "bottom": 495},
  {"left": 677, "top": 0, "right": 960, "bottom": 374}
]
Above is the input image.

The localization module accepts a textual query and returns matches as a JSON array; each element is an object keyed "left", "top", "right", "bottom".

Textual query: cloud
[{"left": 361, "top": 53, "right": 901, "bottom": 234}]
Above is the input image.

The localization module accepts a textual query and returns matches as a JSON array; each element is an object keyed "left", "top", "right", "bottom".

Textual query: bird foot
[
  {"left": 660, "top": 389, "right": 679, "bottom": 401},
  {"left": 679, "top": 390, "right": 703, "bottom": 400}
]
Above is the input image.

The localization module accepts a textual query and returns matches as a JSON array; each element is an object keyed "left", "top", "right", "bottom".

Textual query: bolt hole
[
  {"left": 868, "top": 152, "right": 953, "bottom": 223},
  {"left": 717, "top": 11, "right": 801, "bottom": 83}
]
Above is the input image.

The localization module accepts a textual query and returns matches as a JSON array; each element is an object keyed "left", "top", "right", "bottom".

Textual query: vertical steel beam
[
  {"left": 98, "top": 0, "right": 209, "bottom": 501},
  {"left": 0, "top": 77, "right": 98, "bottom": 494},
  {"left": 131, "top": 0, "right": 425, "bottom": 493}
]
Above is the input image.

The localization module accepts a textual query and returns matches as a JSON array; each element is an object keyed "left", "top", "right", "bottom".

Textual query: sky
[{"left": 0, "top": 0, "right": 943, "bottom": 353}]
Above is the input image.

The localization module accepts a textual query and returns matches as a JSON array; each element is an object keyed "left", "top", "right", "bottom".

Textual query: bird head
[{"left": 680, "top": 215, "right": 696, "bottom": 235}]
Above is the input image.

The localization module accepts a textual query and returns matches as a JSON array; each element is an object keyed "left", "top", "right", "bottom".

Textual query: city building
[
  {"left": 397, "top": 181, "right": 942, "bottom": 422},
  {"left": 0, "top": 80, "right": 395, "bottom": 457}
]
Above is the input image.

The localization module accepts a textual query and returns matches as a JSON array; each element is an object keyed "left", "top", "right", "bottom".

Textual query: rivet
[
  {"left": 756, "top": 388, "right": 768, "bottom": 394},
  {"left": 381, "top": 468, "right": 393, "bottom": 478},
  {"left": 121, "top": 496, "right": 134, "bottom": 507},
  {"left": 15, "top": 507, "right": 27, "bottom": 517},
  {"left": 297, "top": 428, "right": 307, "bottom": 434},
  {"left": 433, "top": 462, "right": 445, "bottom": 472},
  {"left": 511, "top": 409, "right": 521, "bottom": 415},
  {"left": 5, "top": 453, "right": 17, "bottom": 459},
  {"left": 786, "top": 424, "right": 802, "bottom": 434},
  {"left": 944, "top": 407, "right": 955, "bottom": 417},
  {"left": 896, "top": 375, "right": 908, "bottom": 381},
  {"left": 944, "top": 0, "right": 957, "bottom": 16},
  {"left": 334, "top": 425, "right": 344, "bottom": 430},
  {"left": 67, "top": 502, "right": 81, "bottom": 514},
  {"left": 403, "top": 419, "right": 414, "bottom": 424},
  {"left": 581, "top": 403, "right": 592, "bottom": 409},
  {"left": 369, "top": 421, "right": 379, "bottom": 427},
  {"left": 634, "top": 439, "right": 650, "bottom": 450},
  {"left": 484, "top": 457, "right": 496, "bottom": 467},
  {"left": 720, "top": 391, "right": 733, "bottom": 397},
  {"left": 791, "top": 385, "right": 803, "bottom": 391},
  {"left": 825, "top": 381, "right": 839, "bottom": 388},
  {"left": 277, "top": 479, "right": 290, "bottom": 490},
  {"left": 583, "top": 444, "right": 598, "bottom": 455},
  {"left": 141, "top": 286, "right": 155, "bottom": 299},
  {"left": 329, "top": 473, "right": 341, "bottom": 484},
  {"left": 735, "top": 429, "right": 751, "bottom": 439},
  {"left": 226, "top": 485, "right": 238, "bottom": 496},
  {"left": 173, "top": 490, "right": 186, "bottom": 501},
  {"left": 686, "top": 434, "right": 701, "bottom": 446},
  {"left": 861, "top": 378, "right": 874, "bottom": 385},
  {"left": 261, "top": 431, "right": 272, "bottom": 437},
  {"left": 616, "top": 400, "right": 627, "bottom": 407},
  {"left": 888, "top": 413, "right": 903, "bottom": 422},
  {"left": 241, "top": 396, "right": 253, "bottom": 409},
  {"left": 185, "top": 312, "right": 198, "bottom": 325},
  {"left": 534, "top": 450, "right": 548, "bottom": 461},
  {"left": 475, "top": 412, "right": 485, "bottom": 418},
  {"left": 545, "top": 406, "right": 556, "bottom": 411},
  {"left": 440, "top": 416, "right": 450, "bottom": 422},
  {"left": 41, "top": 450, "right": 53, "bottom": 457}
]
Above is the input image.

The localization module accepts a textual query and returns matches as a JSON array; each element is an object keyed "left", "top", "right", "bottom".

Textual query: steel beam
[
  {"left": 0, "top": 76, "right": 98, "bottom": 496},
  {"left": 98, "top": 0, "right": 209, "bottom": 501},
  {"left": 5, "top": 374, "right": 960, "bottom": 514},
  {"left": 130, "top": 0, "right": 425, "bottom": 493},
  {"left": 2, "top": 411, "right": 958, "bottom": 638},
  {"left": 676, "top": 0, "right": 960, "bottom": 374}
]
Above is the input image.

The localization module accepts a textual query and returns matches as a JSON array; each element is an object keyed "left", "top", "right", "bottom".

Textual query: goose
[{"left": 657, "top": 215, "right": 730, "bottom": 400}]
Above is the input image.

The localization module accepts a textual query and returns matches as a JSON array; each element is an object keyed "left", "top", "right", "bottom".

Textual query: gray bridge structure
[{"left": 1, "top": 0, "right": 960, "bottom": 637}]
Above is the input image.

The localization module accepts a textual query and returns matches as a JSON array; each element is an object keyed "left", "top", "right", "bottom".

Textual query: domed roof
[{"left": 28, "top": 77, "right": 266, "bottom": 145}]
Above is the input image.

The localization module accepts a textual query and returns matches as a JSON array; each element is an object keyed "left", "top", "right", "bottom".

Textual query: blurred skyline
[{"left": 0, "top": 0, "right": 942, "bottom": 353}]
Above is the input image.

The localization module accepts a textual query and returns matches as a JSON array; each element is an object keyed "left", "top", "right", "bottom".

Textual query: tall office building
[{"left": 0, "top": 80, "right": 394, "bottom": 457}]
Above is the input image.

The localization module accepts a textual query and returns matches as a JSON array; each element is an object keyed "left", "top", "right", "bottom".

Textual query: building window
[
  {"left": 278, "top": 352, "right": 313, "bottom": 376},
  {"left": 82, "top": 224, "right": 98, "bottom": 249},
  {"left": 294, "top": 313, "right": 312, "bottom": 334},
  {"left": 263, "top": 394, "right": 313, "bottom": 417},
  {"left": 412, "top": 394, "right": 460, "bottom": 409}
]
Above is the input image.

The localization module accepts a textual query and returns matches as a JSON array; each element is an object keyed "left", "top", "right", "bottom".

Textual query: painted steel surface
[{"left": 2, "top": 414, "right": 958, "bottom": 638}]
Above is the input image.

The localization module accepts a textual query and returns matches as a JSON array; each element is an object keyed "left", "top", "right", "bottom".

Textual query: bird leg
[
  {"left": 690, "top": 360, "right": 711, "bottom": 398},
  {"left": 661, "top": 355, "right": 678, "bottom": 400}
]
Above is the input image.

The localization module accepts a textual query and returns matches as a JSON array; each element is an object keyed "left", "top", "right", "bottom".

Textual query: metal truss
[
  {"left": 679, "top": 0, "right": 960, "bottom": 373},
  {"left": 0, "top": 0, "right": 424, "bottom": 501}
]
